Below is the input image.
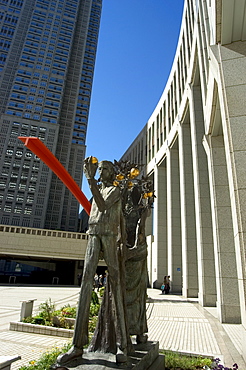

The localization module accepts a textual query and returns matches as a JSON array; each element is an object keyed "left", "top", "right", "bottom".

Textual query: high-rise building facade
[{"left": 0, "top": 0, "right": 102, "bottom": 231}]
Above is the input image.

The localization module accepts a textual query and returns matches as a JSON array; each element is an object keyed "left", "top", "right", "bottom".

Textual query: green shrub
[
  {"left": 21, "top": 295, "right": 100, "bottom": 329},
  {"left": 89, "top": 302, "right": 100, "bottom": 317},
  {"left": 60, "top": 305, "right": 77, "bottom": 318},
  {"left": 18, "top": 342, "right": 72, "bottom": 370},
  {"left": 33, "top": 317, "right": 45, "bottom": 325},
  {"left": 58, "top": 317, "right": 74, "bottom": 329},
  {"left": 38, "top": 298, "right": 55, "bottom": 322},
  {"left": 88, "top": 315, "right": 98, "bottom": 334},
  {"left": 99, "top": 287, "right": 105, "bottom": 297},
  {"left": 91, "top": 290, "right": 99, "bottom": 305},
  {"left": 51, "top": 310, "right": 61, "bottom": 318},
  {"left": 162, "top": 350, "right": 212, "bottom": 369},
  {"left": 22, "top": 316, "right": 45, "bottom": 325},
  {"left": 22, "top": 316, "right": 34, "bottom": 324},
  {"left": 18, "top": 315, "right": 100, "bottom": 369}
]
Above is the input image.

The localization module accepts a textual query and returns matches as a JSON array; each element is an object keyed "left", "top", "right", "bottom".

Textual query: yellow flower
[
  {"left": 129, "top": 168, "right": 140, "bottom": 178},
  {"left": 30, "top": 360, "right": 35, "bottom": 365},
  {"left": 116, "top": 173, "right": 124, "bottom": 180}
]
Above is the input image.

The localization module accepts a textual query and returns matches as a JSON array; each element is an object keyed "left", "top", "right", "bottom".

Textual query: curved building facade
[{"left": 122, "top": 0, "right": 246, "bottom": 353}]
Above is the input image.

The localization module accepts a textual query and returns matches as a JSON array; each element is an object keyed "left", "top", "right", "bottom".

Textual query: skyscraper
[{"left": 0, "top": 0, "right": 102, "bottom": 231}]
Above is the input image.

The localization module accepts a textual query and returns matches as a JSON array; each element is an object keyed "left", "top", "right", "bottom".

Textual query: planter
[{"left": 9, "top": 321, "right": 73, "bottom": 338}]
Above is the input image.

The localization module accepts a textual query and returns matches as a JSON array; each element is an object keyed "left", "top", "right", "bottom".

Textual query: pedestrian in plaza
[
  {"left": 93, "top": 273, "right": 98, "bottom": 290},
  {"left": 161, "top": 277, "right": 166, "bottom": 294},
  {"left": 103, "top": 273, "right": 107, "bottom": 287},
  {"left": 77, "top": 273, "right": 82, "bottom": 286},
  {"left": 164, "top": 275, "right": 170, "bottom": 294},
  {"left": 98, "top": 274, "right": 103, "bottom": 289}
]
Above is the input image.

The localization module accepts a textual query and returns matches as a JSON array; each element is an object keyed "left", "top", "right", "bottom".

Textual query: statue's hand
[{"left": 83, "top": 156, "right": 98, "bottom": 180}]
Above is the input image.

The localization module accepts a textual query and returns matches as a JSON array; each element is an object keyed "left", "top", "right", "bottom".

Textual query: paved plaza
[{"left": 1, "top": 285, "right": 245, "bottom": 369}]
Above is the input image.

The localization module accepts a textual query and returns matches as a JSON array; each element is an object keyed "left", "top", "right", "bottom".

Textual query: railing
[{"left": 0, "top": 224, "right": 88, "bottom": 240}]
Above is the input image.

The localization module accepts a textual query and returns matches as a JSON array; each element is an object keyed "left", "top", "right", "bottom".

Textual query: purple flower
[{"left": 211, "top": 358, "right": 238, "bottom": 370}]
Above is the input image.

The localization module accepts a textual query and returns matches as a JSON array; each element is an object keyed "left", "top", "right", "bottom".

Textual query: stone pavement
[
  {"left": 0, "top": 285, "right": 78, "bottom": 369},
  {"left": 1, "top": 285, "right": 246, "bottom": 369},
  {"left": 146, "top": 289, "right": 246, "bottom": 369}
]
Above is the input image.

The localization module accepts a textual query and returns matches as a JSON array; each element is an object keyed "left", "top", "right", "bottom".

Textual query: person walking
[
  {"left": 161, "top": 277, "right": 166, "bottom": 294},
  {"left": 164, "top": 275, "right": 170, "bottom": 294},
  {"left": 93, "top": 273, "right": 98, "bottom": 290}
]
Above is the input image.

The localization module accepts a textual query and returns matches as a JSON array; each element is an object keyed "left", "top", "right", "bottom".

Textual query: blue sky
[{"left": 82, "top": 0, "right": 184, "bottom": 199}]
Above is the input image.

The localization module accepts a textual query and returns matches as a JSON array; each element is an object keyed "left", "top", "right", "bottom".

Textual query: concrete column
[
  {"left": 152, "top": 161, "right": 167, "bottom": 288},
  {"left": 146, "top": 234, "right": 154, "bottom": 288},
  {"left": 203, "top": 135, "right": 241, "bottom": 323},
  {"left": 179, "top": 122, "right": 198, "bottom": 298},
  {"left": 167, "top": 146, "right": 182, "bottom": 293},
  {"left": 189, "top": 86, "right": 217, "bottom": 306},
  {"left": 216, "top": 43, "right": 246, "bottom": 330}
]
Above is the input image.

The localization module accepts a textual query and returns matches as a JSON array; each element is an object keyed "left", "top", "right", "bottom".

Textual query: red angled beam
[{"left": 18, "top": 137, "right": 91, "bottom": 215}]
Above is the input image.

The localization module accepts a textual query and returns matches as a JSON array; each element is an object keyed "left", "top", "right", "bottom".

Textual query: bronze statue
[
  {"left": 118, "top": 163, "right": 153, "bottom": 343},
  {"left": 124, "top": 183, "right": 152, "bottom": 343},
  {"left": 89, "top": 161, "right": 154, "bottom": 353},
  {"left": 56, "top": 158, "right": 154, "bottom": 367},
  {"left": 57, "top": 157, "right": 128, "bottom": 366}
]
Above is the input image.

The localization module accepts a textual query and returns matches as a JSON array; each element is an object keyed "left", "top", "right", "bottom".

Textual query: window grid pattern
[
  {"left": 0, "top": 119, "right": 58, "bottom": 228},
  {"left": 3, "top": 0, "right": 79, "bottom": 124},
  {"left": 0, "top": 0, "right": 33, "bottom": 113},
  {"left": 45, "top": 0, "right": 102, "bottom": 231},
  {"left": 0, "top": 0, "right": 102, "bottom": 231}
]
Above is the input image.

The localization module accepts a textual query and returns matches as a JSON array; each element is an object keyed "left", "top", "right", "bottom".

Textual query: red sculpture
[{"left": 18, "top": 136, "right": 91, "bottom": 215}]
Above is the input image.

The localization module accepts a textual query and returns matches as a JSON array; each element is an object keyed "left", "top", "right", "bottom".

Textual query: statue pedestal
[{"left": 59, "top": 341, "right": 161, "bottom": 370}]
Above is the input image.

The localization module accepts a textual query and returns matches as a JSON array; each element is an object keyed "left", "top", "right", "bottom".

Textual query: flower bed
[
  {"left": 20, "top": 292, "right": 100, "bottom": 329},
  {"left": 9, "top": 321, "right": 73, "bottom": 338}
]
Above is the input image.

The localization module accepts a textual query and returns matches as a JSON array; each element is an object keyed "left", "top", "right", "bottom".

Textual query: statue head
[{"left": 98, "top": 161, "right": 115, "bottom": 184}]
